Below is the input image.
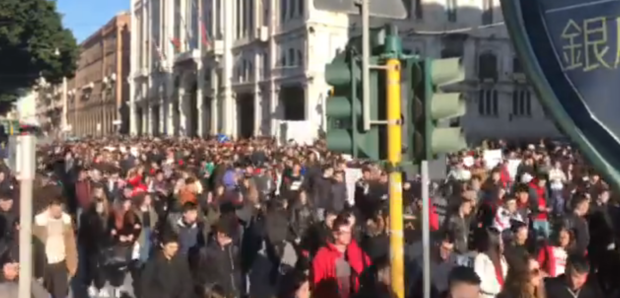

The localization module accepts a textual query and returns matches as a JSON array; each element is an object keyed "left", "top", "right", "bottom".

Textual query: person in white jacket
[
  {"left": 474, "top": 228, "right": 508, "bottom": 298},
  {"left": 492, "top": 196, "right": 524, "bottom": 233}
]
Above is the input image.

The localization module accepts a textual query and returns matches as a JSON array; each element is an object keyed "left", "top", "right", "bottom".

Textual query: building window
[
  {"left": 262, "top": 52, "right": 269, "bottom": 78},
  {"left": 235, "top": 0, "right": 242, "bottom": 39},
  {"left": 248, "top": 61, "right": 254, "bottom": 80},
  {"left": 478, "top": 89, "right": 498, "bottom": 117},
  {"left": 242, "top": 60, "right": 248, "bottom": 81},
  {"left": 440, "top": 36, "right": 465, "bottom": 58},
  {"left": 298, "top": 0, "right": 304, "bottom": 16},
  {"left": 478, "top": 52, "right": 498, "bottom": 81},
  {"left": 247, "top": 0, "right": 254, "bottom": 37},
  {"left": 296, "top": 50, "right": 303, "bottom": 67},
  {"left": 280, "top": 0, "right": 287, "bottom": 23},
  {"left": 447, "top": 0, "right": 457, "bottom": 22},
  {"left": 288, "top": 48, "right": 295, "bottom": 66},
  {"left": 214, "top": 0, "right": 223, "bottom": 39},
  {"left": 152, "top": 0, "right": 161, "bottom": 50},
  {"left": 262, "top": 0, "right": 269, "bottom": 27},
  {"left": 482, "top": 0, "right": 494, "bottom": 25},
  {"left": 289, "top": 0, "right": 296, "bottom": 18},
  {"left": 512, "top": 55, "right": 523, "bottom": 73},
  {"left": 189, "top": 0, "right": 199, "bottom": 49},
  {"left": 415, "top": 0, "right": 423, "bottom": 19},
  {"left": 173, "top": 0, "right": 181, "bottom": 53},
  {"left": 512, "top": 88, "right": 532, "bottom": 117}
]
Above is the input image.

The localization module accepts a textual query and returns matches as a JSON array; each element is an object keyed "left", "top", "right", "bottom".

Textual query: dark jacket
[
  {"left": 289, "top": 202, "right": 316, "bottom": 241},
  {"left": 196, "top": 240, "right": 243, "bottom": 298},
  {"left": 140, "top": 251, "right": 194, "bottom": 298},
  {"left": 78, "top": 206, "right": 110, "bottom": 252},
  {"left": 75, "top": 179, "right": 92, "bottom": 210},
  {"left": 107, "top": 210, "right": 142, "bottom": 246},
  {"left": 564, "top": 213, "right": 590, "bottom": 255},
  {"left": 302, "top": 222, "right": 332, "bottom": 256},
  {"left": 544, "top": 274, "right": 603, "bottom": 298},
  {"left": 503, "top": 242, "right": 529, "bottom": 267},
  {"left": 167, "top": 214, "right": 208, "bottom": 256},
  {"left": 313, "top": 176, "right": 333, "bottom": 209},
  {"left": 280, "top": 174, "right": 305, "bottom": 202},
  {"left": 330, "top": 182, "right": 348, "bottom": 213},
  {"left": 442, "top": 213, "right": 469, "bottom": 253}
]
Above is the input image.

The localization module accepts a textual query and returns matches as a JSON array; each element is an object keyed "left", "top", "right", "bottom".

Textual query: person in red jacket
[
  {"left": 312, "top": 215, "right": 371, "bottom": 298},
  {"left": 528, "top": 174, "right": 550, "bottom": 238},
  {"left": 538, "top": 225, "right": 573, "bottom": 277}
]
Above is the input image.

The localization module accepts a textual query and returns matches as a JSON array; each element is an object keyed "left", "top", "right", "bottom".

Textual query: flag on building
[
  {"left": 178, "top": 13, "right": 193, "bottom": 51},
  {"left": 170, "top": 38, "right": 181, "bottom": 50},
  {"left": 199, "top": 17, "right": 210, "bottom": 49},
  {"left": 152, "top": 39, "right": 167, "bottom": 61}
]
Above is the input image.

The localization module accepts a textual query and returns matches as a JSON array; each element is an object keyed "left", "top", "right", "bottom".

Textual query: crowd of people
[{"left": 0, "top": 136, "right": 617, "bottom": 298}]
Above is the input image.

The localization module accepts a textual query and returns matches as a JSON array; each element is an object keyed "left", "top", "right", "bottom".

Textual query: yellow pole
[{"left": 387, "top": 58, "right": 404, "bottom": 298}]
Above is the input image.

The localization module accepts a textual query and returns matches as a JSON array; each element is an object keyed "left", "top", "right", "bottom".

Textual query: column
[
  {"left": 129, "top": 0, "right": 138, "bottom": 136},
  {"left": 159, "top": 101, "right": 165, "bottom": 135},
  {"left": 130, "top": 101, "right": 137, "bottom": 135},
  {"left": 270, "top": 85, "right": 279, "bottom": 138},
  {"left": 103, "top": 105, "right": 109, "bottom": 136},
  {"left": 304, "top": 82, "right": 320, "bottom": 139},
  {"left": 231, "top": 94, "right": 238, "bottom": 139},
  {"left": 222, "top": 0, "right": 234, "bottom": 136},
  {"left": 88, "top": 110, "right": 92, "bottom": 135},
  {"left": 253, "top": 89, "right": 261, "bottom": 137},
  {"left": 146, "top": 104, "right": 152, "bottom": 135},
  {"left": 196, "top": 61, "right": 205, "bottom": 137},
  {"left": 210, "top": 89, "right": 218, "bottom": 135},
  {"left": 178, "top": 78, "right": 187, "bottom": 136},
  {"left": 210, "top": 67, "right": 219, "bottom": 135},
  {"left": 164, "top": 73, "right": 174, "bottom": 136}
]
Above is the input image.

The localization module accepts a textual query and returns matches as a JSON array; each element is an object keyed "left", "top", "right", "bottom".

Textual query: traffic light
[
  {"left": 324, "top": 50, "right": 383, "bottom": 159},
  {"left": 409, "top": 57, "right": 467, "bottom": 160}
]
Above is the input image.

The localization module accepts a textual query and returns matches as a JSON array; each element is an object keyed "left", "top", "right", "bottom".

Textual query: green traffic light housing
[
  {"left": 324, "top": 48, "right": 383, "bottom": 159},
  {"left": 410, "top": 57, "right": 467, "bottom": 161},
  {"left": 325, "top": 52, "right": 358, "bottom": 153}
]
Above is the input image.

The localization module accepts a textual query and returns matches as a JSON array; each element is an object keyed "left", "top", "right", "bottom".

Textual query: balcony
[{"left": 174, "top": 49, "right": 200, "bottom": 64}]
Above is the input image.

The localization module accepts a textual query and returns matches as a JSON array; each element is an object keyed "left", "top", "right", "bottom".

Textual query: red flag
[
  {"left": 170, "top": 38, "right": 181, "bottom": 49},
  {"left": 200, "top": 18, "right": 210, "bottom": 48}
]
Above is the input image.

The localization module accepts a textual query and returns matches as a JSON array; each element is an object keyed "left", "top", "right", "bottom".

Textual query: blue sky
[{"left": 57, "top": 0, "right": 130, "bottom": 43}]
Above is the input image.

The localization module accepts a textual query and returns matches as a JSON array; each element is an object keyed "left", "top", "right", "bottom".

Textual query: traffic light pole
[
  {"left": 361, "top": 0, "right": 371, "bottom": 131},
  {"left": 17, "top": 135, "right": 35, "bottom": 298},
  {"left": 421, "top": 160, "right": 431, "bottom": 298},
  {"left": 386, "top": 59, "right": 404, "bottom": 298}
]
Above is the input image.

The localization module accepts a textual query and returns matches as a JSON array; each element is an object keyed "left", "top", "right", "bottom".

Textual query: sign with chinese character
[{"left": 502, "top": 0, "right": 620, "bottom": 190}]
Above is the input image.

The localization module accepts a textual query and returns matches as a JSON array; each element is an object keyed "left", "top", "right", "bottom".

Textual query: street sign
[
  {"left": 502, "top": 0, "right": 620, "bottom": 190},
  {"left": 313, "top": 0, "right": 407, "bottom": 19}
]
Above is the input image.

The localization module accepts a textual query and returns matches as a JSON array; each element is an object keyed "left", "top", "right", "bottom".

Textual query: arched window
[{"left": 478, "top": 51, "right": 498, "bottom": 81}]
